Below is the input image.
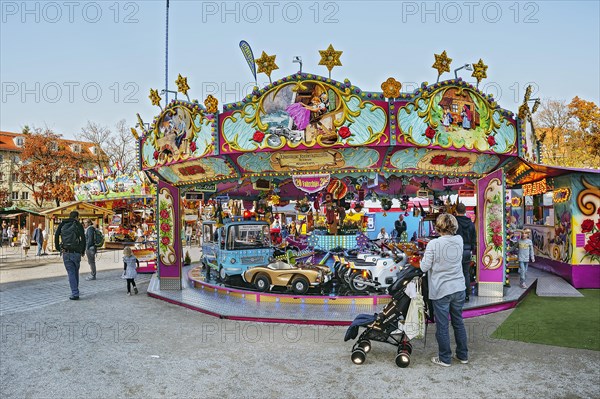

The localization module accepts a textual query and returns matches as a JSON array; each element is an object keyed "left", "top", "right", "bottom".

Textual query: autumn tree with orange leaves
[
  {"left": 534, "top": 97, "right": 600, "bottom": 169},
  {"left": 18, "top": 128, "right": 84, "bottom": 208}
]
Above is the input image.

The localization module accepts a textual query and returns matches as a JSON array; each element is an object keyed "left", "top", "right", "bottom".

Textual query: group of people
[
  {"left": 55, "top": 211, "right": 139, "bottom": 300},
  {"left": 1, "top": 221, "right": 50, "bottom": 257}
]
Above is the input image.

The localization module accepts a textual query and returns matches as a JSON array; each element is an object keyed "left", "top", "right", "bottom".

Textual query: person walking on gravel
[
  {"left": 84, "top": 219, "right": 97, "bottom": 281},
  {"left": 54, "top": 211, "right": 86, "bottom": 300}
]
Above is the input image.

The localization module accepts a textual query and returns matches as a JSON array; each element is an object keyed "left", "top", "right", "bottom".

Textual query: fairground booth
[
  {"left": 41, "top": 201, "right": 114, "bottom": 252},
  {"left": 73, "top": 170, "right": 157, "bottom": 249},
  {"left": 133, "top": 48, "right": 599, "bottom": 322}
]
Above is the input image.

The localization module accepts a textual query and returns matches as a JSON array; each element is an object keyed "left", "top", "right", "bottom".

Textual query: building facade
[{"left": 0, "top": 131, "right": 108, "bottom": 210}]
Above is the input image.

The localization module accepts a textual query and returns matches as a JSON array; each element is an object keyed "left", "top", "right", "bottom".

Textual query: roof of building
[{"left": 0, "top": 130, "right": 106, "bottom": 158}]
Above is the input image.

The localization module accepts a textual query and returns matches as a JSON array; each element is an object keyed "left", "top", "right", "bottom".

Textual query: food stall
[
  {"left": 503, "top": 161, "right": 600, "bottom": 288},
  {"left": 41, "top": 201, "right": 114, "bottom": 252},
  {"left": 73, "top": 171, "right": 156, "bottom": 250}
]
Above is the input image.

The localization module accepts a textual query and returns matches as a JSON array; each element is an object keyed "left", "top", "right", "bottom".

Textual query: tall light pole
[{"left": 165, "top": 0, "right": 170, "bottom": 106}]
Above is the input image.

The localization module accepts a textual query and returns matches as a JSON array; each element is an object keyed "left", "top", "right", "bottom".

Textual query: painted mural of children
[
  {"left": 442, "top": 108, "right": 453, "bottom": 130},
  {"left": 461, "top": 105, "right": 472, "bottom": 130}
]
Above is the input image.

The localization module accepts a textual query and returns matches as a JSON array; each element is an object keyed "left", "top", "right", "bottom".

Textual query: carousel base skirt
[{"left": 146, "top": 266, "right": 557, "bottom": 325}]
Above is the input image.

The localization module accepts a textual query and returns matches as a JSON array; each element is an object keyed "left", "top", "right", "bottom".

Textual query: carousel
[{"left": 133, "top": 47, "right": 599, "bottom": 324}]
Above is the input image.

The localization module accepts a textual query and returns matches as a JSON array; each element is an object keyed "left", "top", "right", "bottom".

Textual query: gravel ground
[{"left": 1, "top": 250, "right": 599, "bottom": 398}]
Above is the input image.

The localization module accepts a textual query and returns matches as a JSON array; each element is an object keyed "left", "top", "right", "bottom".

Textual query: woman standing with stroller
[{"left": 419, "top": 213, "right": 469, "bottom": 367}]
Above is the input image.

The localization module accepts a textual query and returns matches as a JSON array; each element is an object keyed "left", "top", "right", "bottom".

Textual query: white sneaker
[
  {"left": 431, "top": 357, "right": 451, "bottom": 367},
  {"left": 453, "top": 354, "right": 469, "bottom": 364},
  {"left": 127, "top": 292, "right": 131, "bottom": 296}
]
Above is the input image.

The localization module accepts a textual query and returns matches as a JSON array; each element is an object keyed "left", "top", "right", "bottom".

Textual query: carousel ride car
[{"left": 242, "top": 259, "right": 332, "bottom": 294}]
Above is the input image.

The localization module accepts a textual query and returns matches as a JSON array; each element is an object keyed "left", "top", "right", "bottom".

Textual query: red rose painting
[
  {"left": 252, "top": 131, "right": 265, "bottom": 143},
  {"left": 425, "top": 126, "right": 436, "bottom": 139},
  {"left": 338, "top": 126, "right": 351, "bottom": 139},
  {"left": 581, "top": 219, "right": 595, "bottom": 233}
]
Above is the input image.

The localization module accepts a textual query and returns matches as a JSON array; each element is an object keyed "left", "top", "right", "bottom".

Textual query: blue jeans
[
  {"left": 63, "top": 252, "right": 82, "bottom": 297},
  {"left": 519, "top": 261, "right": 529, "bottom": 284},
  {"left": 432, "top": 291, "right": 468, "bottom": 364},
  {"left": 36, "top": 243, "right": 43, "bottom": 256}
]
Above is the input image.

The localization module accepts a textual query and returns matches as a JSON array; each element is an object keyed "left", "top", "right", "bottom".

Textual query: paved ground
[{"left": 1, "top": 247, "right": 599, "bottom": 398}]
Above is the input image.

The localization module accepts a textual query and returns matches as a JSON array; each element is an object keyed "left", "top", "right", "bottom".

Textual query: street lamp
[
  {"left": 293, "top": 56, "right": 303, "bottom": 73},
  {"left": 529, "top": 98, "right": 541, "bottom": 114},
  {"left": 160, "top": 89, "right": 178, "bottom": 101},
  {"left": 454, "top": 64, "right": 473, "bottom": 80}
]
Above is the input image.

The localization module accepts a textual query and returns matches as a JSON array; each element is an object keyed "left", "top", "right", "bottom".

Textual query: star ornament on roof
[
  {"left": 432, "top": 51, "right": 452, "bottom": 80},
  {"left": 149, "top": 89, "right": 162, "bottom": 107},
  {"left": 175, "top": 74, "right": 190, "bottom": 97},
  {"left": 255, "top": 51, "right": 279, "bottom": 83},
  {"left": 318, "top": 44, "right": 343, "bottom": 77},
  {"left": 471, "top": 59, "right": 488, "bottom": 86}
]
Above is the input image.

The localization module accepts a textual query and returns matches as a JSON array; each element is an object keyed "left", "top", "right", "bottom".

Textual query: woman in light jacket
[{"left": 419, "top": 213, "right": 469, "bottom": 367}]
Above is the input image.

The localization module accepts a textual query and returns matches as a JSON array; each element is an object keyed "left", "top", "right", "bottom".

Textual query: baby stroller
[{"left": 344, "top": 264, "right": 427, "bottom": 368}]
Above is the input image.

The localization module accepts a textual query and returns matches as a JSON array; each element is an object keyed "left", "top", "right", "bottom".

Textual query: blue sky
[{"left": 1, "top": 0, "right": 599, "bottom": 139}]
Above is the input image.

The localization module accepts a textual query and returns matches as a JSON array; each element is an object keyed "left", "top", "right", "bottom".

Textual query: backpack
[
  {"left": 60, "top": 220, "right": 81, "bottom": 251},
  {"left": 94, "top": 228, "right": 105, "bottom": 248}
]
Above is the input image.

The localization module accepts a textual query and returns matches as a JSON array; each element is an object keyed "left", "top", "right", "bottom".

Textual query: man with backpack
[
  {"left": 83, "top": 219, "right": 98, "bottom": 281},
  {"left": 54, "top": 211, "right": 86, "bottom": 300}
]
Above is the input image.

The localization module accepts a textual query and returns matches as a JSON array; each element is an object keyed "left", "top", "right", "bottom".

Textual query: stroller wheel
[
  {"left": 351, "top": 348, "right": 366, "bottom": 365},
  {"left": 357, "top": 339, "right": 371, "bottom": 353},
  {"left": 395, "top": 350, "right": 411, "bottom": 368},
  {"left": 401, "top": 341, "right": 413, "bottom": 355}
]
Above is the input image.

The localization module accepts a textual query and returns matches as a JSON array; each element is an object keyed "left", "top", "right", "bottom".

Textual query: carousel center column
[{"left": 157, "top": 180, "right": 182, "bottom": 290}]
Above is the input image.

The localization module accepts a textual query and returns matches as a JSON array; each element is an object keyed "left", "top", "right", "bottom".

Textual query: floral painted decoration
[
  {"left": 424, "top": 126, "right": 436, "bottom": 139},
  {"left": 486, "top": 195, "right": 504, "bottom": 252},
  {"left": 430, "top": 154, "right": 470, "bottom": 167},
  {"left": 581, "top": 216, "right": 600, "bottom": 263},
  {"left": 381, "top": 77, "right": 402, "bottom": 99},
  {"left": 251, "top": 131, "right": 265, "bottom": 143},
  {"left": 158, "top": 201, "right": 174, "bottom": 263},
  {"left": 204, "top": 95, "right": 218, "bottom": 114},
  {"left": 338, "top": 126, "right": 351, "bottom": 139}
]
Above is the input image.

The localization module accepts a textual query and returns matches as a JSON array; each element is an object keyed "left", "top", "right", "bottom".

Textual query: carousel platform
[{"left": 146, "top": 265, "right": 579, "bottom": 325}]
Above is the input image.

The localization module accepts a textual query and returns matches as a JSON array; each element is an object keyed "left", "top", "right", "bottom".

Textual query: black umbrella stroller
[{"left": 344, "top": 264, "right": 428, "bottom": 367}]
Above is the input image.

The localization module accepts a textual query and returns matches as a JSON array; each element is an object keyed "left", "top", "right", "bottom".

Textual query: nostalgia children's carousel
[{"left": 133, "top": 46, "right": 599, "bottom": 323}]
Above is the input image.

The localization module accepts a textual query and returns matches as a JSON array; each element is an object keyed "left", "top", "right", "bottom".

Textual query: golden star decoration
[
  {"left": 204, "top": 94, "right": 218, "bottom": 114},
  {"left": 381, "top": 77, "right": 402, "bottom": 99},
  {"left": 471, "top": 59, "right": 488, "bottom": 85},
  {"left": 149, "top": 89, "right": 162, "bottom": 106},
  {"left": 175, "top": 74, "right": 190, "bottom": 96},
  {"left": 255, "top": 51, "right": 279, "bottom": 79},
  {"left": 432, "top": 51, "right": 452, "bottom": 77},
  {"left": 524, "top": 84, "right": 533, "bottom": 102},
  {"left": 318, "top": 44, "right": 343, "bottom": 72}
]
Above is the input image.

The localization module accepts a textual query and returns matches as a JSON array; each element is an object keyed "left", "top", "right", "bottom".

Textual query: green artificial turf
[{"left": 491, "top": 289, "right": 600, "bottom": 351}]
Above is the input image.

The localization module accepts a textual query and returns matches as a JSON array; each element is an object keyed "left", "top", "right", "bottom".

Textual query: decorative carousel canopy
[{"left": 134, "top": 52, "right": 521, "bottom": 199}]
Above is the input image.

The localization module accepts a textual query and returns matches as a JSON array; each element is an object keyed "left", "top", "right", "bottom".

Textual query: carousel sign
[
  {"left": 292, "top": 174, "right": 331, "bottom": 194},
  {"left": 522, "top": 178, "right": 548, "bottom": 196}
]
